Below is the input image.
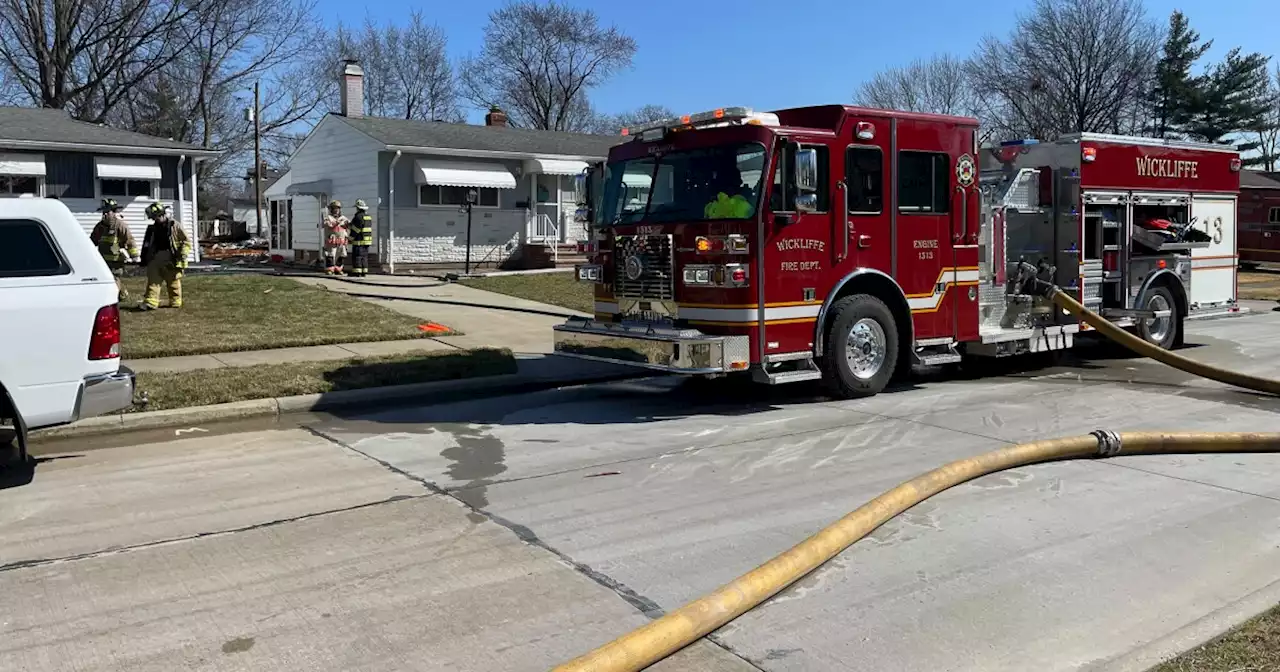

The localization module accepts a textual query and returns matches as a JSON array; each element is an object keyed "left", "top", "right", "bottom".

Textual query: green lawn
[
  {"left": 460, "top": 272, "right": 594, "bottom": 314},
  {"left": 119, "top": 274, "right": 448, "bottom": 359},
  {"left": 1152, "top": 604, "right": 1280, "bottom": 671},
  {"left": 132, "top": 348, "right": 517, "bottom": 412}
]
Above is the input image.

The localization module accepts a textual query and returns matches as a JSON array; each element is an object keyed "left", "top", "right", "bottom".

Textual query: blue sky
[{"left": 314, "top": 0, "right": 1279, "bottom": 125}]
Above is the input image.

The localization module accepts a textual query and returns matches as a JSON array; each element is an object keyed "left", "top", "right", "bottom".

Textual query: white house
[
  {"left": 0, "top": 106, "right": 218, "bottom": 261},
  {"left": 267, "top": 60, "right": 622, "bottom": 270}
]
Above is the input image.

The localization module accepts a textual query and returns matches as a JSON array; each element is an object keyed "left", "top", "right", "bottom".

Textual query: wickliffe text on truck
[{"left": 553, "top": 105, "right": 1243, "bottom": 398}]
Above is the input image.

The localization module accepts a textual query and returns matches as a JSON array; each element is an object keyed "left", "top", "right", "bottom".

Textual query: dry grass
[
  {"left": 460, "top": 272, "right": 593, "bottom": 314},
  {"left": 131, "top": 348, "right": 516, "bottom": 412},
  {"left": 1237, "top": 271, "right": 1280, "bottom": 302},
  {"left": 1151, "top": 604, "right": 1280, "bottom": 672},
  {"left": 119, "top": 274, "right": 446, "bottom": 359}
]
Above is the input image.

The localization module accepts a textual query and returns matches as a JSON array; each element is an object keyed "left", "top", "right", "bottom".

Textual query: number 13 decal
[{"left": 1209, "top": 216, "right": 1223, "bottom": 244}]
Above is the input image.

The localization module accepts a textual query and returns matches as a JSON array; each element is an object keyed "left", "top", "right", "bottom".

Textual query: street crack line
[
  {"left": 1096, "top": 460, "right": 1280, "bottom": 504},
  {"left": 303, "top": 425, "right": 670, "bottom": 621},
  {"left": 0, "top": 494, "right": 423, "bottom": 574},
  {"left": 705, "top": 634, "right": 770, "bottom": 672}
]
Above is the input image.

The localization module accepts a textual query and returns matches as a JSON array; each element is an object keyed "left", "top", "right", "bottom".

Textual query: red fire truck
[{"left": 553, "top": 105, "right": 1244, "bottom": 398}]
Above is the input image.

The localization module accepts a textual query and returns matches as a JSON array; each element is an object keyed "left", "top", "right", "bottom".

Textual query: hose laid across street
[{"left": 552, "top": 292, "right": 1280, "bottom": 672}]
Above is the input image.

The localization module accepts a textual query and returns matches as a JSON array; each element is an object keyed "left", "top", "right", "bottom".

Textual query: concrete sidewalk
[
  {"left": 293, "top": 274, "right": 585, "bottom": 354},
  {"left": 123, "top": 273, "right": 581, "bottom": 373}
]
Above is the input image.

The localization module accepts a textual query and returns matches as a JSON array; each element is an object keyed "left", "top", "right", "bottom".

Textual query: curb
[{"left": 32, "top": 369, "right": 650, "bottom": 442}]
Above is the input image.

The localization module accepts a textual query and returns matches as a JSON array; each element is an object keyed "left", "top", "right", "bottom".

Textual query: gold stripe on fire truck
[{"left": 906, "top": 267, "right": 981, "bottom": 313}]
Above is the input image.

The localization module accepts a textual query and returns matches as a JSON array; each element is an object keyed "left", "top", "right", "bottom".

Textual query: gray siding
[
  {"left": 285, "top": 116, "right": 383, "bottom": 250},
  {"left": 45, "top": 153, "right": 94, "bottom": 199},
  {"left": 41, "top": 151, "right": 191, "bottom": 200}
]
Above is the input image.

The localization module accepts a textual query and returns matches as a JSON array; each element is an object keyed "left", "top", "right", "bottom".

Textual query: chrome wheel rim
[
  {"left": 845, "top": 317, "right": 887, "bottom": 380},
  {"left": 1145, "top": 294, "right": 1171, "bottom": 344}
]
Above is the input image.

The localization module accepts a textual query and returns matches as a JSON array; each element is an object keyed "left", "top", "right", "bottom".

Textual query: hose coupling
[{"left": 1090, "top": 429, "right": 1123, "bottom": 457}]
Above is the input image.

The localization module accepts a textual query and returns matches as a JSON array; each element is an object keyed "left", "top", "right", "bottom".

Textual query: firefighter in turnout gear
[
  {"left": 323, "top": 200, "right": 349, "bottom": 275},
  {"left": 90, "top": 198, "right": 139, "bottom": 301},
  {"left": 347, "top": 199, "right": 373, "bottom": 277},
  {"left": 139, "top": 202, "right": 192, "bottom": 310}
]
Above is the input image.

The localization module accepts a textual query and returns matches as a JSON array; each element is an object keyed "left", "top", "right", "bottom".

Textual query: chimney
[
  {"left": 340, "top": 59, "right": 364, "bottom": 118},
  {"left": 485, "top": 105, "right": 507, "bottom": 127}
]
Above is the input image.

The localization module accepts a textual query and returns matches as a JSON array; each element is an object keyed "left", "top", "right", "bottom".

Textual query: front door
[
  {"left": 893, "top": 120, "right": 957, "bottom": 340},
  {"left": 843, "top": 135, "right": 891, "bottom": 276}
]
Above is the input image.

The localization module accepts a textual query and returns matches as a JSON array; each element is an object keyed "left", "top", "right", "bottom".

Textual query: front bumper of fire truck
[{"left": 553, "top": 318, "right": 752, "bottom": 375}]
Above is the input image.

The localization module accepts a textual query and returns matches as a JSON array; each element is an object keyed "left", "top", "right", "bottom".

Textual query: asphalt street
[{"left": 5, "top": 305, "right": 1280, "bottom": 671}]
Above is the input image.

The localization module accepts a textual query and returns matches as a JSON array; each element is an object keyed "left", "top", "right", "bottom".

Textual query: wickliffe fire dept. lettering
[
  {"left": 777, "top": 238, "right": 825, "bottom": 252},
  {"left": 1136, "top": 156, "right": 1199, "bottom": 179}
]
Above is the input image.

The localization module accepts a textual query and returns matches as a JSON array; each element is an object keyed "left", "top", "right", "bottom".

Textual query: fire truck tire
[
  {"left": 821, "top": 294, "right": 899, "bottom": 398},
  {"left": 1136, "top": 286, "right": 1179, "bottom": 350}
]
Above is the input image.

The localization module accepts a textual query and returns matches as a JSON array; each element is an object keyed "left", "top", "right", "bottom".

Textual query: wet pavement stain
[
  {"left": 221, "top": 637, "right": 255, "bottom": 654},
  {"left": 439, "top": 423, "right": 508, "bottom": 509}
]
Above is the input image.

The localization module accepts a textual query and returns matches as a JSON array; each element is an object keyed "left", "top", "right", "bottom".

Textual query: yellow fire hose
[{"left": 553, "top": 290, "right": 1280, "bottom": 672}]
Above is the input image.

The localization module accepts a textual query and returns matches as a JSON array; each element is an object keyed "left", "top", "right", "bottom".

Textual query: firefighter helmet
[
  {"left": 97, "top": 198, "right": 122, "bottom": 213},
  {"left": 327, "top": 199, "right": 342, "bottom": 210},
  {"left": 354, "top": 199, "right": 368, "bottom": 210},
  {"left": 145, "top": 202, "right": 167, "bottom": 219}
]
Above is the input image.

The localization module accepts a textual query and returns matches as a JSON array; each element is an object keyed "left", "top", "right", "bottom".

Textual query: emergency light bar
[{"left": 621, "top": 107, "right": 781, "bottom": 140}]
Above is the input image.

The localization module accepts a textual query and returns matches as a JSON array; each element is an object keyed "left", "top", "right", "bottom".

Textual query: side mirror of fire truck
[
  {"left": 794, "top": 148, "right": 819, "bottom": 213},
  {"left": 573, "top": 170, "right": 591, "bottom": 223}
]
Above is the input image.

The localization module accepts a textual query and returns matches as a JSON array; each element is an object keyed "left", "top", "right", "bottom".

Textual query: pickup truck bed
[{"left": 1, "top": 198, "right": 136, "bottom": 465}]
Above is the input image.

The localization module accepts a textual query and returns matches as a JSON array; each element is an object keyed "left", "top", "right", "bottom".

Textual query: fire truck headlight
[
  {"left": 576, "top": 264, "right": 602, "bottom": 282},
  {"left": 726, "top": 235, "right": 748, "bottom": 253},
  {"left": 683, "top": 265, "right": 714, "bottom": 285}
]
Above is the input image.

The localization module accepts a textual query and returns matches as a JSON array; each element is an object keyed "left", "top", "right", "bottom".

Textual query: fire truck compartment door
[{"left": 1189, "top": 195, "right": 1238, "bottom": 307}]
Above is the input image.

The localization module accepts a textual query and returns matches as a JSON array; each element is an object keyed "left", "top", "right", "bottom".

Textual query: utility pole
[{"left": 253, "top": 81, "right": 263, "bottom": 238}]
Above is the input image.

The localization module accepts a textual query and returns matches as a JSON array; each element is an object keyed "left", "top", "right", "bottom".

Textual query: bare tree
[
  {"left": 459, "top": 0, "right": 637, "bottom": 131},
  {"left": 329, "top": 11, "right": 462, "bottom": 122},
  {"left": 967, "top": 0, "right": 1160, "bottom": 141},
  {"left": 108, "top": 0, "right": 327, "bottom": 181},
  {"left": 855, "top": 55, "right": 979, "bottom": 117},
  {"left": 585, "top": 103, "right": 675, "bottom": 135},
  {"left": 0, "top": 0, "right": 198, "bottom": 121}
]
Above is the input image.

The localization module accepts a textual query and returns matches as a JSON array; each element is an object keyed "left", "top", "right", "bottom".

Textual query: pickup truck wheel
[
  {"left": 1137, "top": 286, "right": 1178, "bottom": 350},
  {"left": 821, "top": 294, "right": 899, "bottom": 399},
  {"left": 0, "top": 389, "right": 28, "bottom": 470}
]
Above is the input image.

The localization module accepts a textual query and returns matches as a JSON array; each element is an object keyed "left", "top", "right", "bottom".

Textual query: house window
[
  {"left": 100, "top": 178, "right": 155, "bottom": 199},
  {"left": 898, "top": 151, "right": 950, "bottom": 214},
  {"left": 0, "top": 218, "right": 70, "bottom": 277},
  {"left": 419, "top": 185, "right": 500, "bottom": 207},
  {"left": 1270, "top": 206, "right": 1280, "bottom": 224},
  {"left": 0, "top": 175, "right": 41, "bottom": 197}
]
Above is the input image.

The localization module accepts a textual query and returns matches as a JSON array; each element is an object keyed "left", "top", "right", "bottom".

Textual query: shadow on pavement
[{"left": 0, "top": 454, "right": 82, "bottom": 491}]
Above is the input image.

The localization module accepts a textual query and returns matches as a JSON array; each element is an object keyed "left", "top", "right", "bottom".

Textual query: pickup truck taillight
[{"left": 89, "top": 304, "right": 122, "bottom": 360}]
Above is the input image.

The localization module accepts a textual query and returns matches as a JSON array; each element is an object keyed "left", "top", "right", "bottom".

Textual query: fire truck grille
[{"left": 613, "top": 234, "right": 675, "bottom": 300}]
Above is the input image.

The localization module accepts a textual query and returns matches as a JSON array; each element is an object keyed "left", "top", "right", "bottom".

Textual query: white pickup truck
[{"left": 1, "top": 198, "right": 136, "bottom": 466}]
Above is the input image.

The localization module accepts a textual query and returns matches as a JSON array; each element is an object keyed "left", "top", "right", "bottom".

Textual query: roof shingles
[
  {"left": 0, "top": 106, "right": 210, "bottom": 153},
  {"left": 334, "top": 113, "right": 623, "bottom": 158}
]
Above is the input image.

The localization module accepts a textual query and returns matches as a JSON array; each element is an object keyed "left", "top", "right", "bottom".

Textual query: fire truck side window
[
  {"left": 772, "top": 143, "right": 830, "bottom": 212},
  {"left": 845, "top": 146, "right": 883, "bottom": 214},
  {"left": 897, "top": 151, "right": 950, "bottom": 214}
]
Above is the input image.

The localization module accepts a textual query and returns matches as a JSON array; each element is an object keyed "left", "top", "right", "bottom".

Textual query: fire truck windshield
[{"left": 597, "top": 142, "right": 767, "bottom": 226}]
